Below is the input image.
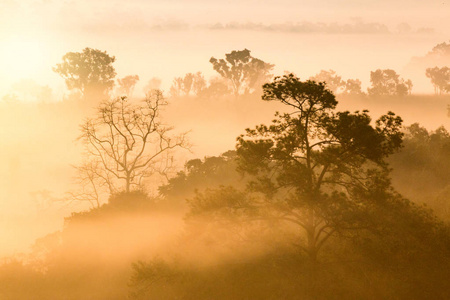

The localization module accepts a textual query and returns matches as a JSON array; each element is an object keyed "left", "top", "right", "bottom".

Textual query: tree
[
  {"left": 210, "top": 49, "right": 274, "bottom": 97},
  {"left": 70, "top": 160, "right": 106, "bottom": 209},
  {"left": 159, "top": 151, "right": 242, "bottom": 205},
  {"left": 406, "top": 41, "right": 450, "bottom": 73},
  {"left": 425, "top": 66, "right": 450, "bottom": 95},
  {"left": 405, "top": 79, "right": 413, "bottom": 95},
  {"left": 170, "top": 72, "right": 207, "bottom": 97},
  {"left": 191, "top": 72, "right": 207, "bottom": 96},
  {"left": 226, "top": 74, "right": 403, "bottom": 262},
  {"left": 202, "top": 76, "right": 231, "bottom": 98},
  {"left": 342, "top": 78, "right": 364, "bottom": 96},
  {"left": 117, "top": 75, "right": 140, "bottom": 98},
  {"left": 389, "top": 123, "right": 450, "bottom": 220},
  {"left": 368, "top": 69, "right": 412, "bottom": 96},
  {"left": 428, "top": 41, "right": 450, "bottom": 58},
  {"left": 309, "top": 70, "right": 345, "bottom": 94},
  {"left": 79, "top": 90, "right": 188, "bottom": 196},
  {"left": 309, "top": 70, "right": 365, "bottom": 96},
  {"left": 2, "top": 79, "right": 54, "bottom": 103},
  {"left": 53, "top": 48, "right": 116, "bottom": 100}
]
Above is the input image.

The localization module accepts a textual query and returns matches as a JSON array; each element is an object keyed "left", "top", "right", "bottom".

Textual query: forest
[{"left": 0, "top": 41, "right": 450, "bottom": 300}]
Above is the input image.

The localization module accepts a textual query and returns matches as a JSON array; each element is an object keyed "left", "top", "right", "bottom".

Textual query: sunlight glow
[{"left": 0, "top": 36, "right": 47, "bottom": 81}]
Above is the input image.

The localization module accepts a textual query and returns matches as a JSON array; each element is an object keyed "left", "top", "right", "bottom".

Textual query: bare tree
[
  {"left": 69, "top": 160, "right": 108, "bottom": 209},
  {"left": 79, "top": 90, "right": 188, "bottom": 197}
]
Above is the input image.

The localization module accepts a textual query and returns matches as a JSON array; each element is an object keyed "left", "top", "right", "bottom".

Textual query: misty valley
[{"left": 1, "top": 40, "right": 450, "bottom": 300}]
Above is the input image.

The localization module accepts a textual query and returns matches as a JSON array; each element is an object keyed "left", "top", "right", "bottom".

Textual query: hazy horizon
[{"left": 1, "top": 0, "right": 449, "bottom": 97}]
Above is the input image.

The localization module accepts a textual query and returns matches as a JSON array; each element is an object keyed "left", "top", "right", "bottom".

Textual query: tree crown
[{"left": 54, "top": 47, "right": 116, "bottom": 98}]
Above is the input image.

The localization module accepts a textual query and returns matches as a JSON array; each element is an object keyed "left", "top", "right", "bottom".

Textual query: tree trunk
[
  {"left": 125, "top": 175, "right": 131, "bottom": 193},
  {"left": 305, "top": 208, "right": 319, "bottom": 299}
]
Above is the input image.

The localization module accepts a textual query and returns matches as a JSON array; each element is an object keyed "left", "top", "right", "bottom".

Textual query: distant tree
[
  {"left": 342, "top": 78, "right": 364, "bottom": 96},
  {"left": 183, "top": 73, "right": 194, "bottom": 95},
  {"left": 406, "top": 40, "right": 450, "bottom": 75},
  {"left": 309, "top": 70, "right": 345, "bottom": 93},
  {"left": 78, "top": 90, "right": 188, "bottom": 195},
  {"left": 429, "top": 41, "right": 450, "bottom": 58},
  {"left": 210, "top": 49, "right": 274, "bottom": 97},
  {"left": 405, "top": 79, "right": 413, "bottom": 95},
  {"left": 368, "top": 69, "right": 412, "bottom": 97},
  {"left": 191, "top": 72, "right": 207, "bottom": 96},
  {"left": 53, "top": 48, "right": 116, "bottom": 100},
  {"left": 2, "top": 79, "right": 54, "bottom": 103},
  {"left": 117, "top": 75, "right": 139, "bottom": 98},
  {"left": 1, "top": 93, "right": 19, "bottom": 103},
  {"left": 144, "top": 77, "right": 162, "bottom": 95},
  {"left": 170, "top": 72, "right": 207, "bottom": 97},
  {"left": 309, "top": 71, "right": 365, "bottom": 96},
  {"left": 202, "top": 76, "right": 230, "bottom": 98},
  {"left": 425, "top": 66, "right": 450, "bottom": 95},
  {"left": 170, "top": 77, "right": 183, "bottom": 97}
]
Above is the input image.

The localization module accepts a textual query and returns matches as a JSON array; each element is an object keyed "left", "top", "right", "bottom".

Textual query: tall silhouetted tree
[
  {"left": 368, "top": 69, "right": 412, "bottom": 96},
  {"left": 186, "top": 74, "right": 404, "bottom": 264},
  {"left": 235, "top": 74, "right": 403, "bottom": 262},
  {"left": 210, "top": 49, "right": 274, "bottom": 97},
  {"left": 53, "top": 48, "right": 116, "bottom": 100}
]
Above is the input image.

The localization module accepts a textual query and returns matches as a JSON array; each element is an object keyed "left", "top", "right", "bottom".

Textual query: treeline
[{"left": 6, "top": 41, "right": 450, "bottom": 105}]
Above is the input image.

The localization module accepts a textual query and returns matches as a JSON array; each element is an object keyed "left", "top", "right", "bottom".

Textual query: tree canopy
[
  {"left": 53, "top": 47, "right": 117, "bottom": 100},
  {"left": 170, "top": 72, "right": 207, "bottom": 97},
  {"left": 117, "top": 75, "right": 140, "bottom": 98},
  {"left": 368, "top": 69, "right": 412, "bottom": 96},
  {"left": 210, "top": 49, "right": 274, "bottom": 97},
  {"left": 309, "top": 69, "right": 345, "bottom": 94},
  {"left": 309, "top": 70, "right": 364, "bottom": 96},
  {"left": 185, "top": 74, "right": 404, "bottom": 262},
  {"left": 426, "top": 66, "right": 450, "bottom": 95}
]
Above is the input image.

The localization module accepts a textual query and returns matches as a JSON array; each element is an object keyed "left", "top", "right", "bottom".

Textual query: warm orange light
[{"left": 0, "top": 35, "right": 47, "bottom": 80}]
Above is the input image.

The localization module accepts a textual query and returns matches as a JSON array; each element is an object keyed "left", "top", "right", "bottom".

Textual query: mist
[{"left": 1, "top": 0, "right": 450, "bottom": 299}]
